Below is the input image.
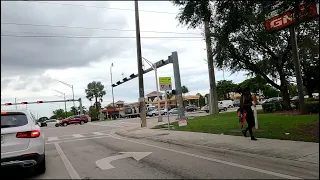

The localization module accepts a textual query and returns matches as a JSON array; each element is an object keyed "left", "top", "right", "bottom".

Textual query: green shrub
[
  {"left": 292, "top": 98, "right": 318, "bottom": 110},
  {"left": 306, "top": 101, "right": 319, "bottom": 114},
  {"left": 262, "top": 103, "right": 276, "bottom": 113}
]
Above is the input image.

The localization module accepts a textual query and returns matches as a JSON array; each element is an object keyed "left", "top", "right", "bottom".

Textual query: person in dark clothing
[{"left": 240, "top": 87, "right": 257, "bottom": 141}]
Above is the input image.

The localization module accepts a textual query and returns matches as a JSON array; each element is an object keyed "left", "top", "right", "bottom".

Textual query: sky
[{"left": 1, "top": 1, "right": 248, "bottom": 118}]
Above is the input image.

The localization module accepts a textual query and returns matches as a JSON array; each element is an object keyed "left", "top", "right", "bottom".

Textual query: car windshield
[{"left": 1, "top": 112, "right": 28, "bottom": 128}]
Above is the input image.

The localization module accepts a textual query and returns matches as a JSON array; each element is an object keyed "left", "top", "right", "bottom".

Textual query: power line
[
  {"left": 1, "top": 34, "right": 203, "bottom": 39},
  {"left": 29, "top": 1, "right": 177, "bottom": 15},
  {"left": 1, "top": 22, "right": 201, "bottom": 35}
]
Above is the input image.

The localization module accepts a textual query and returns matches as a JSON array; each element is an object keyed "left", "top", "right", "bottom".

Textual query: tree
[
  {"left": 85, "top": 81, "right": 106, "bottom": 110},
  {"left": 52, "top": 109, "right": 73, "bottom": 119},
  {"left": 70, "top": 106, "right": 78, "bottom": 115},
  {"left": 181, "top": 85, "right": 189, "bottom": 95},
  {"left": 88, "top": 105, "right": 100, "bottom": 120},
  {"left": 216, "top": 80, "right": 237, "bottom": 100},
  {"left": 172, "top": 0, "right": 319, "bottom": 109}
]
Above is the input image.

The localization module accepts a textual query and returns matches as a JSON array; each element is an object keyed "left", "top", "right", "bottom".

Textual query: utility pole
[
  {"left": 289, "top": 0, "right": 307, "bottom": 114},
  {"left": 134, "top": 0, "right": 147, "bottom": 127},
  {"left": 204, "top": 21, "right": 218, "bottom": 114}
]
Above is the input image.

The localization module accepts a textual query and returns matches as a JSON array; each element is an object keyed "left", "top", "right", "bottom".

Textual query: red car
[{"left": 60, "top": 115, "right": 89, "bottom": 127}]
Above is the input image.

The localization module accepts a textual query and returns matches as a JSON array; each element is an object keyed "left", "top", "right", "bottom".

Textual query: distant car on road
[
  {"left": 168, "top": 108, "right": 179, "bottom": 114},
  {"left": 45, "top": 119, "right": 60, "bottom": 127},
  {"left": 201, "top": 103, "right": 227, "bottom": 113},
  {"left": 185, "top": 105, "right": 197, "bottom": 112},
  {"left": 1, "top": 110, "right": 46, "bottom": 174},
  {"left": 60, "top": 115, "right": 89, "bottom": 127}
]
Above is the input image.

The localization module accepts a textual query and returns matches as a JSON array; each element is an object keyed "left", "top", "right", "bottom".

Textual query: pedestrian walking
[{"left": 240, "top": 87, "right": 257, "bottom": 141}]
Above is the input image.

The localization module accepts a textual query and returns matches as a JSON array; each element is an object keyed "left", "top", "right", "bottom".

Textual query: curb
[{"left": 114, "top": 130, "right": 319, "bottom": 165}]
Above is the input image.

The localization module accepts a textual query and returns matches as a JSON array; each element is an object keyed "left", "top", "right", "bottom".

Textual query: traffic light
[
  {"left": 37, "top": 101, "right": 43, "bottom": 104},
  {"left": 112, "top": 84, "right": 116, "bottom": 87},
  {"left": 130, "top": 74, "right": 136, "bottom": 78},
  {"left": 5, "top": 103, "right": 12, "bottom": 106},
  {"left": 123, "top": 78, "right": 128, "bottom": 82},
  {"left": 116, "top": 81, "right": 121, "bottom": 85},
  {"left": 172, "top": 89, "right": 176, "bottom": 95},
  {"left": 21, "top": 102, "right": 28, "bottom": 104}
]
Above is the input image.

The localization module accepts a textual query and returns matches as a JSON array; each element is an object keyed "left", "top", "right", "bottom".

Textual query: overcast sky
[{"left": 1, "top": 1, "right": 247, "bottom": 118}]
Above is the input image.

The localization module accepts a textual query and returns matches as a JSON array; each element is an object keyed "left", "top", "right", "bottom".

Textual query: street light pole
[
  {"left": 110, "top": 63, "right": 115, "bottom": 108},
  {"left": 57, "top": 80, "right": 75, "bottom": 109},
  {"left": 142, "top": 57, "right": 163, "bottom": 122},
  {"left": 134, "top": 0, "right": 147, "bottom": 127},
  {"left": 53, "top": 89, "right": 67, "bottom": 118}
]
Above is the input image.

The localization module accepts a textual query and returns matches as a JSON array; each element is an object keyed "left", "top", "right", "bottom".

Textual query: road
[{"left": 2, "top": 108, "right": 318, "bottom": 179}]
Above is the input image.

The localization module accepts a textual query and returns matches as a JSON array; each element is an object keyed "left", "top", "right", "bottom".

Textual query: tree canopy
[
  {"left": 171, "top": 0, "right": 319, "bottom": 109},
  {"left": 85, "top": 81, "right": 106, "bottom": 109}
]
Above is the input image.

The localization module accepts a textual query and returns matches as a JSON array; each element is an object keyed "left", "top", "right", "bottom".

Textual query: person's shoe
[
  {"left": 242, "top": 130, "right": 247, "bottom": 137},
  {"left": 251, "top": 136, "right": 257, "bottom": 141}
]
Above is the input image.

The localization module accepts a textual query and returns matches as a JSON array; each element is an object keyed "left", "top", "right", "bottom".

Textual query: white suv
[{"left": 1, "top": 110, "right": 46, "bottom": 174}]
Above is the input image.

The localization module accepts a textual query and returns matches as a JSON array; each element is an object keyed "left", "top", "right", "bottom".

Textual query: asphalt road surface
[{"left": 2, "top": 111, "right": 318, "bottom": 179}]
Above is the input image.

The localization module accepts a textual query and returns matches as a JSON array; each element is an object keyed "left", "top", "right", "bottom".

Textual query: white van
[{"left": 219, "top": 100, "right": 234, "bottom": 108}]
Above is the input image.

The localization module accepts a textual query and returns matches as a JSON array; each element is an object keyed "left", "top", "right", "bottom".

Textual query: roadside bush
[
  {"left": 306, "top": 101, "right": 319, "bottom": 114},
  {"left": 292, "top": 98, "right": 318, "bottom": 110},
  {"left": 262, "top": 101, "right": 283, "bottom": 113}
]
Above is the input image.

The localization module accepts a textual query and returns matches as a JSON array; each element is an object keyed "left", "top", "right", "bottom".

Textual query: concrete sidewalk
[{"left": 115, "top": 127, "right": 319, "bottom": 165}]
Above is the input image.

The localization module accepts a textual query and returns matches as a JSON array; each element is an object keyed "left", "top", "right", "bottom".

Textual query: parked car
[
  {"left": 45, "top": 119, "right": 60, "bottom": 127},
  {"left": 220, "top": 100, "right": 234, "bottom": 108},
  {"left": 186, "top": 105, "right": 197, "bottom": 112},
  {"left": 160, "top": 108, "right": 168, "bottom": 115},
  {"left": 168, "top": 108, "right": 179, "bottom": 114},
  {"left": 60, "top": 115, "right": 89, "bottom": 127},
  {"left": 147, "top": 109, "right": 158, "bottom": 117},
  {"left": 1, "top": 110, "right": 46, "bottom": 174},
  {"left": 201, "top": 103, "right": 227, "bottom": 113},
  {"left": 233, "top": 100, "right": 240, "bottom": 107}
]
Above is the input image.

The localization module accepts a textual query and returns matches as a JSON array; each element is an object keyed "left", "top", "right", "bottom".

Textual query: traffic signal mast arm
[
  {"left": 112, "top": 59, "right": 170, "bottom": 87},
  {"left": 1, "top": 99, "right": 77, "bottom": 106}
]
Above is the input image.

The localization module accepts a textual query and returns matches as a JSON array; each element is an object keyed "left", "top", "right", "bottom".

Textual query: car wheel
[
  {"left": 224, "top": 107, "right": 227, "bottom": 111},
  {"left": 153, "top": 113, "right": 156, "bottom": 116},
  {"left": 80, "top": 121, "right": 85, "bottom": 125},
  {"left": 55, "top": 124, "right": 59, "bottom": 127},
  {"left": 63, "top": 122, "right": 68, "bottom": 127},
  {"left": 35, "top": 155, "right": 46, "bottom": 174}
]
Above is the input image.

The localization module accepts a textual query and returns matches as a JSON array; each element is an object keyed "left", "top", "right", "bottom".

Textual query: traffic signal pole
[{"left": 1, "top": 98, "right": 84, "bottom": 115}]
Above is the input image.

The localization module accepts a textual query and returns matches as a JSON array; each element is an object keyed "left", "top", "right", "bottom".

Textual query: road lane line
[
  {"left": 48, "top": 137, "right": 59, "bottom": 141},
  {"left": 92, "top": 132, "right": 105, "bottom": 136},
  {"left": 108, "top": 134, "right": 301, "bottom": 179},
  {"left": 54, "top": 143, "right": 81, "bottom": 179},
  {"left": 46, "top": 135, "right": 110, "bottom": 145},
  {"left": 73, "top": 134, "right": 84, "bottom": 138}
]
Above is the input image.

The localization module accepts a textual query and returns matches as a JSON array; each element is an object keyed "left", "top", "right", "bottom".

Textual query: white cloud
[{"left": 1, "top": 1, "right": 248, "bottom": 117}]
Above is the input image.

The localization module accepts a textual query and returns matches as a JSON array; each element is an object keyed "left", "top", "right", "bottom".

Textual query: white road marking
[
  {"left": 46, "top": 135, "right": 111, "bottom": 145},
  {"left": 54, "top": 143, "right": 81, "bottom": 179},
  {"left": 73, "top": 134, "right": 84, "bottom": 138},
  {"left": 92, "top": 132, "right": 105, "bottom": 136},
  {"left": 108, "top": 134, "right": 302, "bottom": 179},
  {"left": 48, "top": 137, "right": 59, "bottom": 141},
  {"left": 89, "top": 123, "right": 124, "bottom": 128}
]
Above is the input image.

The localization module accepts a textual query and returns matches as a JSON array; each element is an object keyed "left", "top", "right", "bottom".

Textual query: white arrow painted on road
[{"left": 95, "top": 152, "right": 152, "bottom": 170}]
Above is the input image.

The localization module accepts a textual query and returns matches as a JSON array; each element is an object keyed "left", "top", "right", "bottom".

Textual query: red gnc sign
[{"left": 265, "top": 2, "right": 318, "bottom": 32}]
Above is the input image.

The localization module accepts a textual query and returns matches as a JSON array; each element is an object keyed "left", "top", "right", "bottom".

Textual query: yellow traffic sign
[{"left": 159, "top": 77, "right": 171, "bottom": 85}]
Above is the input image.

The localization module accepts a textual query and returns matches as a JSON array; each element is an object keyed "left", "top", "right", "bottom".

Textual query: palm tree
[
  {"left": 85, "top": 81, "right": 106, "bottom": 110},
  {"left": 181, "top": 85, "right": 189, "bottom": 106}
]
